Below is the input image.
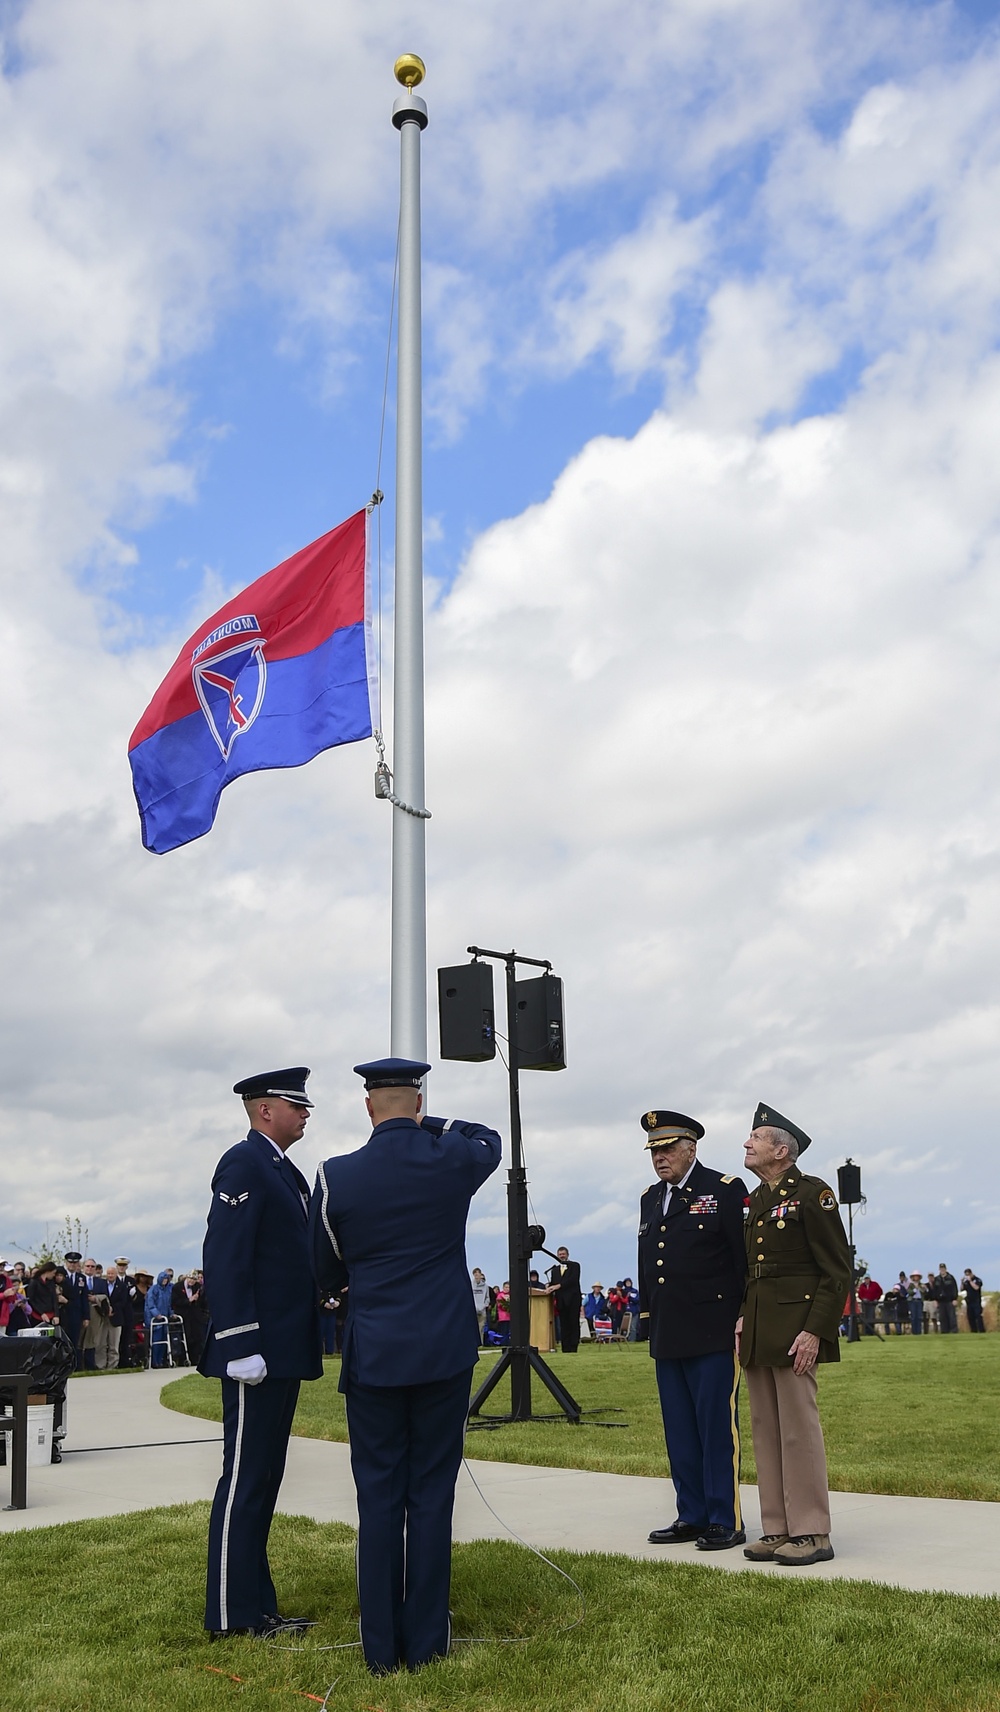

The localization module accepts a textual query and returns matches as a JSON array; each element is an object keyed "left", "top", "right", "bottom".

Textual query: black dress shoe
[
  {"left": 647, "top": 1520, "right": 706, "bottom": 1544},
  {"left": 696, "top": 1525, "right": 747, "bottom": 1551},
  {"left": 208, "top": 1614, "right": 314, "bottom": 1642}
]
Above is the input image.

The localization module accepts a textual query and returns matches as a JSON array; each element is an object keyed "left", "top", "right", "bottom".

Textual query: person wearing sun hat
[{"left": 738, "top": 1102, "right": 851, "bottom": 1568}]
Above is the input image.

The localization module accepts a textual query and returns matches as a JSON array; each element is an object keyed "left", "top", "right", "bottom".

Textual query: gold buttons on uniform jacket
[
  {"left": 657, "top": 1260, "right": 663, "bottom": 1267},
  {"left": 698, "top": 1223, "right": 704, "bottom": 1229},
  {"left": 658, "top": 1241, "right": 664, "bottom": 1248},
  {"left": 757, "top": 1237, "right": 763, "bottom": 1245},
  {"left": 777, "top": 1220, "right": 785, "bottom": 1229},
  {"left": 660, "top": 1225, "right": 666, "bottom": 1232},
  {"left": 757, "top": 1220, "right": 764, "bottom": 1227}
]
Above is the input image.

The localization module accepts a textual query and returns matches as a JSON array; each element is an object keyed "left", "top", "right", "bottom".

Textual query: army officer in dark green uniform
[{"left": 737, "top": 1103, "right": 851, "bottom": 1567}]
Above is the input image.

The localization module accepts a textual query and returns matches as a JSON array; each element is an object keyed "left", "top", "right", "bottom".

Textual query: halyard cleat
[
  {"left": 772, "top": 1534, "right": 835, "bottom": 1566},
  {"left": 743, "top": 1533, "right": 790, "bottom": 1561}
]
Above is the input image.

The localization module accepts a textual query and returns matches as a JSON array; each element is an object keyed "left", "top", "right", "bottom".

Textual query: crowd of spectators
[
  {"left": 851, "top": 1264, "right": 986, "bottom": 1334},
  {"left": 471, "top": 1272, "right": 642, "bottom": 1344},
  {"left": 1, "top": 1252, "right": 988, "bottom": 1375},
  {"left": 0, "top": 1256, "right": 211, "bottom": 1369},
  {"left": 472, "top": 1263, "right": 990, "bottom": 1344},
  {"left": 583, "top": 1279, "right": 640, "bottom": 1341}
]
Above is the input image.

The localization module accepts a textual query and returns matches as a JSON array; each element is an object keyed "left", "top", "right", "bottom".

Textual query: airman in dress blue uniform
[
  {"left": 201, "top": 1068, "right": 322, "bottom": 1639},
  {"left": 310, "top": 1058, "right": 502, "bottom": 1675},
  {"left": 638, "top": 1110, "right": 749, "bottom": 1551}
]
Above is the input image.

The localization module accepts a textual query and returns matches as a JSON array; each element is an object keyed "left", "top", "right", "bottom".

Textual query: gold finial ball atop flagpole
[{"left": 394, "top": 53, "right": 425, "bottom": 90}]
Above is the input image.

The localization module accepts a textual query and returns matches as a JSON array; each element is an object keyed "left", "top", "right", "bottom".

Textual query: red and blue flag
[{"left": 129, "top": 509, "right": 373, "bottom": 854}]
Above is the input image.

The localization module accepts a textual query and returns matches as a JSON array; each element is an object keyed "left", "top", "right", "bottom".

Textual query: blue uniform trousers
[
  {"left": 345, "top": 1367, "right": 472, "bottom": 1673},
  {"left": 205, "top": 1376, "right": 300, "bottom": 1631},
  {"left": 655, "top": 1351, "right": 742, "bottom": 1531}
]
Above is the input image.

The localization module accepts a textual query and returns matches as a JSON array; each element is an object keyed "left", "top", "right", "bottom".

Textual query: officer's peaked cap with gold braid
[{"left": 640, "top": 1110, "right": 705, "bottom": 1149}]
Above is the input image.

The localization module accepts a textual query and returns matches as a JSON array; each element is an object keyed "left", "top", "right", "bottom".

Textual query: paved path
[{"left": 1, "top": 1372, "right": 995, "bottom": 1599}]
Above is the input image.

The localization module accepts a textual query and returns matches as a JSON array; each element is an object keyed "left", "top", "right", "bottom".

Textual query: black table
[{"left": 0, "top": 1373, "right": 32, "bottom": 1509}]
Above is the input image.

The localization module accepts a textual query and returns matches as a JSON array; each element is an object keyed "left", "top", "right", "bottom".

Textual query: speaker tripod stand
[{"left": 464, "top": 947, "right": 583, "bottom": 1429}]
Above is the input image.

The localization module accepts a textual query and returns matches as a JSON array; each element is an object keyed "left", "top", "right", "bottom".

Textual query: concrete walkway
[{"left": 1, "top": 1371, "right": 995, "bottom": 1599}]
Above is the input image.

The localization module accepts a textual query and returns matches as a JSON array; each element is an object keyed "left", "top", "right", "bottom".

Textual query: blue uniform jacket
[
  {"left": 309, "top": 1114, "right": 502, "bottom": 1389},
  {"left": 62, "top": 1271, "right": 90, "bottom": 1327},
  {"left": 638, "top": 1158, "right": 749, "bottom": 1361},
  {"left": 199, "top": 1129, "right": 322, "bottom": 1381}
]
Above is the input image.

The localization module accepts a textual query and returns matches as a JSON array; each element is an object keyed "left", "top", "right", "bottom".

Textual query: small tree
[
  {"left": 7, "top": 1216, "right": 90, "bottom": 1268},
  {"left": 53, "top": 1216, "right": 90, "bottom": 1264}
]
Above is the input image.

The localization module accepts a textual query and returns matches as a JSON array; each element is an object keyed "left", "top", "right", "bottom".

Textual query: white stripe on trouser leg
[{"left": 219, "top": 1380, "right": 247, "bottom": 1630}]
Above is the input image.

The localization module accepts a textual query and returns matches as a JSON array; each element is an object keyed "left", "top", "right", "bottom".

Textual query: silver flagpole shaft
[{"left": 390, "top": 59, "right": 429, "bottom": 1059}]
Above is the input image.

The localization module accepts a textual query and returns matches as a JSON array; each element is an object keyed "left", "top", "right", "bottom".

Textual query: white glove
[{"left": 226, "top": 1354, "right": 267, "bottom": 1385}]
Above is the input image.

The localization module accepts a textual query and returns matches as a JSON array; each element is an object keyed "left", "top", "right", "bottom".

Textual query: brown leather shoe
[
  {"left": 743, "top": 1533, "right": 789, "bottom": 1561},
  {"left": 772, "top": 1534, "right": 835, "bottom": 1566}
]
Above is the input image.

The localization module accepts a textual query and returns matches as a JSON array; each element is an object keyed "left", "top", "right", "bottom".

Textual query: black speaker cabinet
[
  {"left": 437, "top": 962, "right": 496, "bottom": 1061},
  {"left": 837, "top": 1162, "right": 862, "bottom": 1206},
  {"left": 514, "top": 973, "right": 566, "bottom": 1071}
]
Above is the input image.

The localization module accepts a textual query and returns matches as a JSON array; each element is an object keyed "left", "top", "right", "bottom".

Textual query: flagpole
[{"left": 390, "top": 56, "right": 429, "bottom": 1059}]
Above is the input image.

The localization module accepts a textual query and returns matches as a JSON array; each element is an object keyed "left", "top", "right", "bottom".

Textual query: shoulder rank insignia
[
  {"left": 218, "top": 1190, "right": 249, "bottom": 1206},
  {"left": 819, "top": 1189, "right": 838, "bottom": 1211},
  {"left": 720, "top": 1174, "right": 734, "bottom": 1184}
]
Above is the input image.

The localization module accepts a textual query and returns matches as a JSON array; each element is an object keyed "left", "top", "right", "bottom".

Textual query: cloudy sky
[{"left": 2, "top": 0, "right": 999, "bottom": 1295}]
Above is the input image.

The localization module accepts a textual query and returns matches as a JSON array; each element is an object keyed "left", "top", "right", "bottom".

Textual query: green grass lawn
[
  {"left": 164, "top": 1333, "right": 1000, "bottom": 1501},
  {"left": 2, "top": 1503, "right": 1000, "bottom": 1712}
]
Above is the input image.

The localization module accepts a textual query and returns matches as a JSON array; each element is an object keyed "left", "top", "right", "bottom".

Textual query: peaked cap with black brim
[{"left": 640, "top": 1109, "right": 705, "bottom": 1149}]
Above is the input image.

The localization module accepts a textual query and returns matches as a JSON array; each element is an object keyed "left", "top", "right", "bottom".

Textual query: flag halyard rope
[{"left": 369, "top": 214, "right": 431, "bottom": 822}]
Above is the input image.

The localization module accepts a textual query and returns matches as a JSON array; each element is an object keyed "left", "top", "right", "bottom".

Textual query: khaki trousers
[
  {"left": 84, "top": 1312, "right": 116, "bottom": 1368},
  {"left": 745, "top": 1364, "right": 832, "bottom": 1536},
  {"left": 100, "top": 1326, "right": 122, "bottom": 1370}
]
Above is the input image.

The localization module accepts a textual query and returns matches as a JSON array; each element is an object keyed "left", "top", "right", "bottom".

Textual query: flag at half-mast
[{"left": 128, "top": 508, "right": 374, "bottom": 854}]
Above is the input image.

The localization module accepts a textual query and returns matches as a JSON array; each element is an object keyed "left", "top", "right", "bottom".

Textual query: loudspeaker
[
  {"left": 437, "top": 962, "right": 496, "bottom": 1061},
  {"left": 514, "top": 973, "right": 566, "bottom": 1071},
  {"left": 837, "top": 1162, "right": 862, "bottom": 1206}
]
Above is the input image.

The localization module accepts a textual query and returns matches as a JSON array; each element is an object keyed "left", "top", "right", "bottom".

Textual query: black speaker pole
[
  {"left": 847, "top": 1201, "right": 860, "bottom": 1343},
  {"left": 466, "top": 946, "right": 581, "bottom": 1427},
  {"left": 838, "top": 1157, "right": 863, "bottom": 1345}
]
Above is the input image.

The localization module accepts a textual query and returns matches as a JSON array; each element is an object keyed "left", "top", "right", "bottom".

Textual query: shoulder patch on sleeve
[
  {"left": 819, "top": 1189, "right": 838, "bottom": 1211},
  {"left": 218, "top": 1189, "right": 249, "bottom": 1207}
]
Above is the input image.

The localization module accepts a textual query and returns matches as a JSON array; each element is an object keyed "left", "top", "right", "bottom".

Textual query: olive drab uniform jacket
[{"left": 739, "top": 1165, "right": 851, "bottom": 1369}]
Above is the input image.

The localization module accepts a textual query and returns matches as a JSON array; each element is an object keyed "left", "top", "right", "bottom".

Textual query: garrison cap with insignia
[
  {"left": 354, "top": 1056, "right": 430, "bottom": 1089},
  {"left": 233, "top": 1067, "right": 313, "bottom": 1107},
  {"left": 753, "top": 1101, "right": 811, "bottom": 1154},
  {"left": 640, "top": 1109, "right": 705, "bottom": 1149}
]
